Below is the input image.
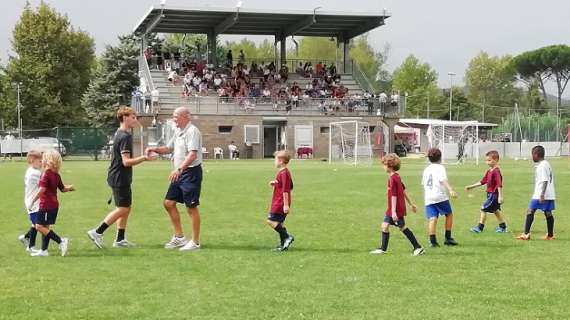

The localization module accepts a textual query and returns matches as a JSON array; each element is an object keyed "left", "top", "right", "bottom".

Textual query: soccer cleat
[
  {"left": 369, "top": 248, "right": 387, "bottom": 255},
  {"left": 87, "top": 229, "right": 104, "bottom": 249},
  {"left": 543, "top": 235, "right": 556, "bottom": 240},
  {"left": 412, "top": 247, "right": 425, "bottom": 256},
  {"left": 18, "top": 234, "right": 30, "bottom": 248},
  {"left": 430, "top": 242, "right": 440, "bottom": 248},
  {"left": 26, "top": 247, "right": 40, "bottom": 253},
  {"left": 179, "top": 240, "right": 201, "bottom": 251},
  {"left": 112, "top": 239, "right": 136, "bottom": 248},
  {"left": 495, "top": 226, "right": 508, "bottom": 233},
  {"left": 59, "top": 238, "right": 69, "bottom": 257},
  {"left": 444, "top": 238, "right": 459, "bottom": 246},
  {"left": 164, "top": 236, "right": 188, "bottom": 249},
  {"left": 470, "top": 226, "right": 482, "bottom": 233},
  {"left": 282, "top": 236, "right": 295, "bottom": 251},
  {"left": 31, "top": 250, "right": 49, "bottom": 257},
  {"left": 516, "top": 233, "right": 531, "bottom": 240},
  {"left": 272, "top": 245, "right": 283, "bottom": 251}
]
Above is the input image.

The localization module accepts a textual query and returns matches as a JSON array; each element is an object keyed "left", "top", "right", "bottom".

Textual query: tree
[
  {"left": 0, "top": 69, "right": 15, "bottom": 128},
  {"left": 465, "top": 52, "right": 520, "bottom": 121},
  {"left": 81, "top": 35, "right": 139, "bottom": 127},
  {"left": 5, "top": 3, "right": 95, "bottom": 128},
  {"left": 392, "top": 55, "right": 439, "bottom": 117},
  {"left": 163, "top": 33, "right": 225, "bottom": 64},
  {"left": 349, "top": 36, "right": 391, "bottom": 92}
]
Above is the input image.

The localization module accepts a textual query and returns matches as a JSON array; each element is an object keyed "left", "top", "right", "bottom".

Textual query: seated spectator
[
  {"left": 250, "top": 84, "right": 261, "bottom": 98},
  {"left": 262, "top": 87, "right": 271, "bottom": 102},
  {"left": 296, "top": 62, "right": 304, "bottom": 74},
  {"left": 291, "top": 92, "right": 299, "bottom": 108},
  {"left": 199, "top": 81, "right": 208, "bottom": 96},
  {"left": 279, "top": 65, "right": 289, "bottom": 83},
  {"left": 213, "top": 74, "right": 223, "bottom": 89},
  {"left": 316, "top": 61, "right": 323, "bottom": 76},
  {"left": 228, "top": 142, "right": 240, "bottom": 160},
  {"left": 192, "top": 75, "right": 202, "bottom": 90},
  {"left": 167, "top": 68, "right": 178, "bottom": 86},
  {"left": 391, "top": 92, "right": 400, "bottom": 107}
]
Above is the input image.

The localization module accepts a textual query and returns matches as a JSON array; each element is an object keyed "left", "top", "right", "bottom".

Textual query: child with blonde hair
[{"left": 29, "top": 150, "right": 75, "bottom": 257}]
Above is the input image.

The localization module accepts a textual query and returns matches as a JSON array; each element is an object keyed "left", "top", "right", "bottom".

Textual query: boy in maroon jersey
[
  {"left": 465, "top": 150, "right": 508, "bottom": 233},
  {"left": 266, "top": 150, "right": 294, "bottom": 251},
  {"left": 370, "top": 154, "right": 425, "bottom": 256}
]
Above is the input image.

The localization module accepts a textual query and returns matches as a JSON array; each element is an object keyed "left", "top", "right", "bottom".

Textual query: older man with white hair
[{"left": 146, "top": 107, "right": 203, "bottom": 251}]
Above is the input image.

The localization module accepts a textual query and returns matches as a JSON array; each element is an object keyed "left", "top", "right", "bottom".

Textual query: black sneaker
[
  {"left": 444, "top": 238, "right": 458, "bottom": 246},
  {"left": 430, "top": 242, "right": 440, "bottom": 248}
]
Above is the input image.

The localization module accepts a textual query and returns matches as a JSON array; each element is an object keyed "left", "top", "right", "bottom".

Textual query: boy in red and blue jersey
[
  {"left": 266, "top": 150, "right": 294, "bottom": 251},
  {"left": 465, "top": 150, "right": 508, "bottom": 233},
  {"left": 370, "top": 153, "right": 425, "bottom": 256}
]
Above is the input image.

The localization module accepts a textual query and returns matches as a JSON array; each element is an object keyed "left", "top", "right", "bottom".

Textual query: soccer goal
[
  {"left": 426, "top": 121, "right": 480, "bottom": 165},
  {"left": 329, "top": 121, "right": 373, "bottom": 165}
]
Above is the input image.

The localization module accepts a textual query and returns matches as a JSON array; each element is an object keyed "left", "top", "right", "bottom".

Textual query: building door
[{"left": 264, "top": 126, "right": 278, "bottom": 158}]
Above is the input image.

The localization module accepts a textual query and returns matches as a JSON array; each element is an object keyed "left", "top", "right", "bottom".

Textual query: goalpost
[
  {"left": 329, "top": 120, "right": 373, "bottom": 165},
  {"left": 427, "top": 121, "right": 480, "bottom": 165}
]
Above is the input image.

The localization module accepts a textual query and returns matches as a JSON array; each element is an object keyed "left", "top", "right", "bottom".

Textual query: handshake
[{"left": 144, "top": 147, "right": 160, "bottom": 161}]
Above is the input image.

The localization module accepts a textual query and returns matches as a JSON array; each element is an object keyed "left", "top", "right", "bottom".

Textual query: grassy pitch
[{"left": 1, "top": 158, "right": 569, "bottom": 319}]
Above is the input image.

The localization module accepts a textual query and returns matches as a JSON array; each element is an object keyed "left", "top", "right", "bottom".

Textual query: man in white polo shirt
[{"left": 146, "top": 107, "right": 203, "bottom": 251}]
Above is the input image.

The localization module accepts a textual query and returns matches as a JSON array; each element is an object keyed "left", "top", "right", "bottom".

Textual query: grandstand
[{"left": 132, "top": 5, "right": 398, "bottom": 159}]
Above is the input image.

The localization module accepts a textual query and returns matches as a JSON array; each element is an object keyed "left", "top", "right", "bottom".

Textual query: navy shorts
[
  {"left": 34, "top": 208, "right": 59, "bottom": 225},
  {"left": 481, "top": 192, "right": 501, "bottom": 213},
  {"left": 528, "top": 199, "right": 555, "bottom": 212},
  {"left": 112, "top": 186, "right": 132, "bottom": 208},
  {"left": 383, "top": 215, "right": 406, "bottom": 228},
  {"left": 267, "top": 213, "right": 287, "bottom": 223},
  {"left": 165, "top": 165, "right": 202, "bottom": 208},
  {"left": 29, "top": 211, "right": 41, "bottom": 225},
  {"left": 425, "top": 200, "right": 453, "bottom": 219}
]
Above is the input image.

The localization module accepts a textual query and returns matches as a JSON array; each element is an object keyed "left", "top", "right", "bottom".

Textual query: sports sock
[
  {"left": 29, "top": 228, "right": 38, "bottom": 248},
  {"left": 499, "top": 222, "right": 507, "bottom": 229},
  {"left": 429, "top": 234, "right": 437, "bottom": 245},
  {"left": 116, "top": 229, "right": 126, "bottom": 242},
  {"left": 380, "top": 232, "right": 390, "bottom": 251},
  {"left": 402, "top": 228, "right": 421, "bottom": 249},
  {"left": 445, "top": 230, "right": 452, "bottom": 240},
  {"left": 524, "top": 214, "right": 534, "bottom": 234},
  {"left": 47, "top": 230, "right": 62, "bottom": 244},
  {"left": 478, "top": 223, "right": 485, "bottom": 231},
  {"left": 545, "top": 214, "right": 554, "bottom": 237},
  {"left": 274, "top": 224, "right": 289, "bottom": 246},
  {"left": 24, "top": 228, "right": 32, "bottom": 239},
  {"left": 41, "top": 235, "right": 49, "bottom": 251},
  {"left": 95, "top": 222, "right": 109, "bottom": 234}
]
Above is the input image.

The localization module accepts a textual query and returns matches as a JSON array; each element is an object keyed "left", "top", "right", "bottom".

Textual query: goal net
[
  {"left": 427, "top": 122, "right": 480, "bottom": 164},
  {"left": 329, "top": 121, "right": 373, "bottom": 165}
]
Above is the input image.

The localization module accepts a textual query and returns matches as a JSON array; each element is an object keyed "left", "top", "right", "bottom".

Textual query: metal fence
[{"left": 0, "top": 127, "right": 116, "bottom": 160}]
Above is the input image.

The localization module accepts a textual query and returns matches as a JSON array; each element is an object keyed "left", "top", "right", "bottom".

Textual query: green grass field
[{"left": 1, "top": 158, "right": 569, "bottom": 319}]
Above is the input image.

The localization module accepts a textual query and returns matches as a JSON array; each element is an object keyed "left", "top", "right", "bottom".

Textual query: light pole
[
  {"left": 15, "top": 82, "right": 23, "bottom": 157},
  {"left": 448, "top": 72, "right": 456, "bottom": 121}
]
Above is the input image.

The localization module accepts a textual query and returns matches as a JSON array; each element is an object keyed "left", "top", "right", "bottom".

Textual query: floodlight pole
[
  {"left": 17, "top": 83, "right": 23, "bottom": 157},
  {"left": 448, "top": 72, "right": 455, "bottom": 121}
]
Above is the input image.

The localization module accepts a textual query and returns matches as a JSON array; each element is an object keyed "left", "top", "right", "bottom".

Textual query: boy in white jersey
[
  {"left": 517, "top": 146, "right": 556, "bottom": 240},
  {"left": 18, "top": 151, "right": 42, "bottom": 253},
  {"left": 422, "top": 148, "right": 458, "bottom": 247}
]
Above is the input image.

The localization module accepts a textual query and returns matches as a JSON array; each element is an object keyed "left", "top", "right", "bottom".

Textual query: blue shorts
[
  {"left": 33, "top": 208, "right": 59, "bottom": 225},
  {"left": 165, "top": 165, "right": 202, "bottom": 208},
  {"left": 425, "top": 200, "right": 453, "bottom": 219},
  {"left": 383, "top": 216, "right": 406, "bottom": 228},
  {"left": 267, "top": 213, "right": 287, "bottom": 223},
  {"left": 528, "top": 199, "right": 555, "bottom": 212},
  {"left": 481, "top": 192, "right": 501, "bottom": 213}
]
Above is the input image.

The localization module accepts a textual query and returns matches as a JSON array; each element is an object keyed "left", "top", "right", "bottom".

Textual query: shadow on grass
[{"left": 204, "top": 242, "right": 363, "bottom": 254}]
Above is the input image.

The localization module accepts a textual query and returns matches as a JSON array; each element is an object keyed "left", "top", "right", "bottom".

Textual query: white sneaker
[
  {"left": 31, "top": 250, "right": 49, "bottom": 257},
  {"left": 179, "top": 240, "right": 201, "bottom": 251},
  {"left": 282, "top": 236, "right": 295, "bottom": 251},
  {"left": 26, "top": 247, "right": 40, "bottom": 254},
  {"left": 112, "top": 239, "right": 136, "bottom": 248},
  {"left": 412, "top": 247, "right": 425, "bottom": 256},
  {"left": 59, "top": 238, "right": 69, "bottom": 257},
  {"left": 164, "top": 236, "right": 188, "bottom": 249},
  {"left": 370, "top": 248, "right": 387, "bottom": 255},
  {"left": 87, "top": 229, "right": 104, "bottom": 249},
  {"left": 18, "top": 234, "right": 29, "bottom": 248}
]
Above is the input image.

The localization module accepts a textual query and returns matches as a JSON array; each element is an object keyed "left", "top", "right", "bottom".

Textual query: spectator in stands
[
  {"left": 151, "top": 88, "right": 160, "bottom": 112},
  {"left": 279, "top": 65, "right": 289, "bottom": 83},
  {"left": 316, "top": 61, "right": 323, "bottom": 76},
  {"left": 199, "top": 81, "right": 208, "bottom": 96},
  {"left": 164, "top": 51, "right": 172, "bottom": 70},
  {"left": 391, "top": 92, "right": 400, "bottom": 107},
  {"left": 167, "top": 68, "right": 178, "bottom": 86},
  {"left": 238, "top": 50, "right": 246, "bottom": 65},
  {"left": 213, "top": 74, "right": 223, "bottom": 90},
  {"left": 144, "top": 46, "right": 152, "bottom": 68},
  {"left": 226, "top": 50, "right": 233, "bottom": 67},
  {"left": 250, "top": 84, "right": 261, "bottom": 98},
  {"left": 192, "top": 74, "right": 202, "bottom": 91},
  {"left": 296, "top": 62, "right": 304, "bottom": 75},
  {"left": 156, "top": 46, "right": 164, "bottom": 70}
]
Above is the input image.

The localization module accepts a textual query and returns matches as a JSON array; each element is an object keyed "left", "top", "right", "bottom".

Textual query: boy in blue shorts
[
  {"left": 517, "top": 145, "right": 556, "bottom": 240},
  {"left": 465, "top": 150, "right": 508, "bottom": 233},
  {"left": 18, "top": 150, "right": 42, "bottom": 253},
  {"left": 422, "top": 148, "right": 458, "bottom": 247}
]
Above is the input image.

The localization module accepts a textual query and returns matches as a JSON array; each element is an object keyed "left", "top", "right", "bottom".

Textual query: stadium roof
[
  {"left": 399, "top": 119, "right": 497, "bottom": 127},
  {"left": 134, "top": 6, "right": 390, "bottom": 39}
]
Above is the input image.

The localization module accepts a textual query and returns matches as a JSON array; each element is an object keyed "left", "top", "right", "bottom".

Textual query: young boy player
[
  {"left": 422, "top": 148, "right": 458, "bottom": 247},
  {"left": 517, "top": 145, "right": 556, "bottom": 240},
  {"left": 266, "top": 150, "right": 295, "bottom": 251}
]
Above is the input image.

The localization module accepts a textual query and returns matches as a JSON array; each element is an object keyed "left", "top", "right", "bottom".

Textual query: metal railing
[
  {"left": 352, "top": 62, "right": 377, "bottom": 94},
  {"left": 138, "top": 55, "right": 155, "bottom": 92}
]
